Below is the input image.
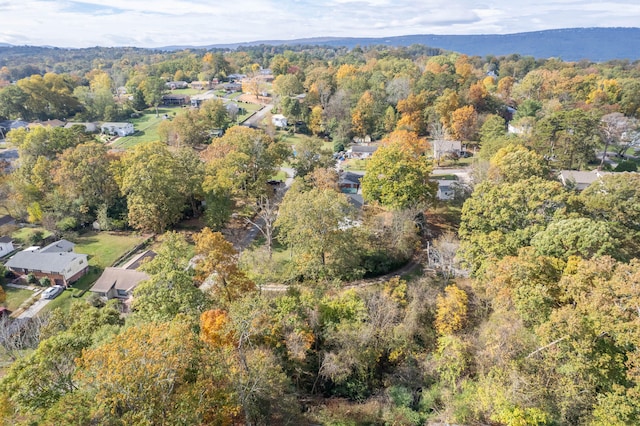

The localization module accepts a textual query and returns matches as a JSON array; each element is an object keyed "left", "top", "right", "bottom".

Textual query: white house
[
  {"left": 272, "top": 114, "right": 288, "bottom": 128},
  {"left": 436, "top": 180, "right": 456, "bottom": 201},
  {"left": 0, "top": 236, "right": 14, "bottom": 258},
  {"left": 100, "top": 122, "right": 135, "bottom": 137},
  {"left": 348, "top": 145, "right": 378, "bottom": 159}
]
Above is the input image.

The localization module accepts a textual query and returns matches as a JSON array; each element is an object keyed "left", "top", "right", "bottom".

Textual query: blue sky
[{"left": 1, "top": 0, "right": 639, "bottom": 48}]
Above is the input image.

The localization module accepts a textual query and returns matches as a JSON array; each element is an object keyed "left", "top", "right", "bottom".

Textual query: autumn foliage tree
[{"left": 194, "top": 227, "right": 256, "bottom": 305}]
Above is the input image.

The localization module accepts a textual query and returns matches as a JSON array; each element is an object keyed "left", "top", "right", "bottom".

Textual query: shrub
[
  {"left": 26, "top": 273, "right": 37, "bottom": 285},
  {"left": 56, "top": 216, "right": 79, "bottom": 232},
  {"left": 27, "top": 230, "right": 44, "bottom": 246},
  {"left": 614, "top": 160, "right": 638, "bottom": 172},
  {"left": 38, "top": 277, "right": 51, "bottom": 287}
]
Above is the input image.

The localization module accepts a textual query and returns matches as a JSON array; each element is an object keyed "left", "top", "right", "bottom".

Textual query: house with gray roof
[
  {"left": 89, "top": 268, "right": 150, "bottom": 300},
  {"left": 432, "top": 140, "right": 462, "bottom": 162},
  {"left": 89, "top": 250, "right": 155, "bottom": 299},
  {"left": 557, "top": 170, "right": 611, "bottom": 191},
  {"left": 5, "top": 240, "right": 88, "bottom": 286}
]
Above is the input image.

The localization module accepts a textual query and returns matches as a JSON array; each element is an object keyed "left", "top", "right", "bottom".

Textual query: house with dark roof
[
  {"left": 5, "top": 240, "right": 88, "bottom": 286},
  {"left": 0, "top": 215, "right": 16, "bottom": 228},
  {"left": 28, "top": 119, "right": 66, "bottom": 129},
  {"left": 339, "top": 172, "right": 363, "bottom": 194},
  {"left": 162, "top": 94, "right": 190, "bottom": 106}
]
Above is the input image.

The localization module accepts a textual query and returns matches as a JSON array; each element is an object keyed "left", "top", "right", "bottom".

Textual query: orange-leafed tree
[
  {"left": 396, "top": 92, "right": 427, "bottom": 135},
  {"left": 193, "top": 227, "right": 256, "bottom": 304},
  {"left": 450, "top": 105, "right": 478, "bottom": 141},
  {"left": 351, "top": 90, "right": 376, "bottom": 137},
  {"left": 435, "top": 284, "right": 469, "bottom": 336},
  {"left": 380, "top": 129, "right": 430, "bottom": 157},
  {"left": 75, "top": 321, "right": 201, "bottom": 424},
  {"left": 201, "top": 309, "right": 234, "bottom": 347}
]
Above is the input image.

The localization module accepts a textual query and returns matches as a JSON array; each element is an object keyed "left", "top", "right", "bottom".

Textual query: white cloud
[{"left": 0, "top": 0, "right": 638, "bottom": 47}]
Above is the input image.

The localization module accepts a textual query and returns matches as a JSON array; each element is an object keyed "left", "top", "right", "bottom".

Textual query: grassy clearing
[
  {"left": 11, "top": 227, "right": 53, "bottom": 246},
  {"left": 72, "top": 232, "right": 148, "bottom": 268},
  {"left": 1, "top": 286, "right": 34, "bottom": 311},
  {"left": 111, "top": 108, "right": 183, "bottom": 149},
  {"left": 235, "top": 102, "right": 262, "bottom": 123},
  {"left": 341, "top": 159, "right": 369, "bottom": 172},
  {"left": 169, "top": 88, "right": 202, "bottom": 95}
]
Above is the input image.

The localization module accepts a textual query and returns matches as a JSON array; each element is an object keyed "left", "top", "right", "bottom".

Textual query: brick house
[{"left": 5, "top": 240, "right": 89, "bottom": 286}]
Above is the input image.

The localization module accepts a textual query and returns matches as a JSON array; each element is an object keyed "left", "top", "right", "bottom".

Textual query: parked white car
[{"left": 41, "top": 285, "right": 64, "bottom": 300}]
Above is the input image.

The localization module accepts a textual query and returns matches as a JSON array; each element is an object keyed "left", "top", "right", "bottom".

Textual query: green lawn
[
  {"left": 11, "top": 227, "right": 53, "bottom": 246},
  {"left": 236, "top": 102, "right": 262, "bottom": 123},
  {"left": 342, "top": 159, "right": 369, "bottom": 172},
  {"left": 169, "top": 88, "right": 202, "bottom": 95},
  {"left": 1, "top": 286, "right": 34, "bottom": 312},
  {"left": 72, "top": 232, "right": 148, "bottom": 268},
  {"left": 111, "top": 108, "right": 183, "bottom": 149}
]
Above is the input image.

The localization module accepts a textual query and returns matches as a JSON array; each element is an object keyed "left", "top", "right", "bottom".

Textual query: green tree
[
  {"left": 290, "top": 136, "right": 335, "bottom": 178},
  {"left": 272, "top": 74, "right": 303, "bottom": 97},
  {"left": 53, "top": 142, "right": 119, "bottom": 215},
  {"left": 276, "top": 184, "right": 359, "bottom": 278},
  {"left": 488, "top": 144, "right": 550, "bottom": 183},
  {"left": 361, "top": 142, "right": 435, "bottom": 210},
  {"left": 202, "top": 126, "right": 289, "bottom": 202},
  {"left": 115, "top": 141, "right": 188, "bottom": 232},
  {"left": 139, "top": 75, "right": 166, "bottom": 117},
  {"left": 533, "top": 109, "right": 599, "bottom": 169},
  {"left": 580, "top": 173, "right": 640, "bottom": 231}
]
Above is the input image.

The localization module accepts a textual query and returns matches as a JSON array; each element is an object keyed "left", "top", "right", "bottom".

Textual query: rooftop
[{"left": 90, "top": 267, "right": 150, "bottom": 294}]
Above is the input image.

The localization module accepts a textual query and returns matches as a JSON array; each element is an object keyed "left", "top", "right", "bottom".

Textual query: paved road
[{"left": 431, "top": 167, "right": 471, "bottom": 182}]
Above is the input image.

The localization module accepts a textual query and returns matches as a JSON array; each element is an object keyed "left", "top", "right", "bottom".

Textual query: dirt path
[{"left": 259, "top": 258, "right": 431, "bottom": 292}]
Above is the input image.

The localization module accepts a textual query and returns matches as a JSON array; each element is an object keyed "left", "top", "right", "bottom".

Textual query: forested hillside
[{"left": 0, "top": 43, "right": 639, "bottom": 425}]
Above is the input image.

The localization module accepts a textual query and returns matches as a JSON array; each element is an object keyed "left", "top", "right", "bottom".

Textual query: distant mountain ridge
[
  {"left": 162, "top": 27, "right": 640, "bottom": 62},
  {"left": 1, "top": 28, "right": 639, "bottom": 62}
]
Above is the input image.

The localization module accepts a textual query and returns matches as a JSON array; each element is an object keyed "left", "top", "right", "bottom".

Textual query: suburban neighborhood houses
[{"left": 2, "top": 31, "right": 640, "bottom": 425}]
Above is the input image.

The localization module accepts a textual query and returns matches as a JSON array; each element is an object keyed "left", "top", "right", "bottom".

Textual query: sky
[{"left": 1, "top": 0, "right": 639, "bottom": 48}]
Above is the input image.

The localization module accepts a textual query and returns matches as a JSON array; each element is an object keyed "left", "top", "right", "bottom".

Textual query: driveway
[
  {"left": 242, "top": 104, "right": 273, "bottom": 128},
  {"left": 17, "top": 296, "right": 50, "bottom": 319}
]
